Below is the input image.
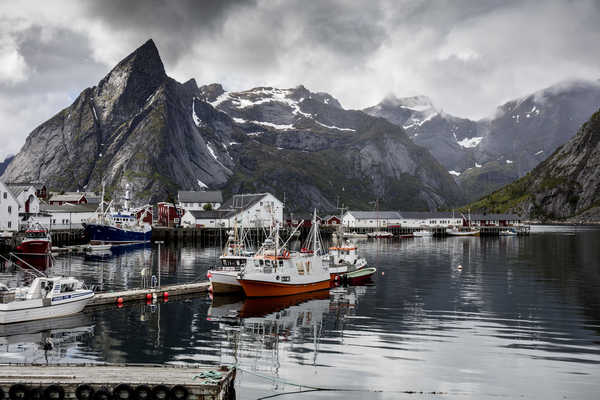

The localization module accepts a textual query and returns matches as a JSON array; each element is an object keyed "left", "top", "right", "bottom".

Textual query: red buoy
[
  {"left": 117, "top": 297, "right": 124, "bottom": 304},
  {"left": 163, "top": 291, "right": 169, "bottom": 298},
  {"left": 146, "top": 293, "right": 152, "bottom": 300}
]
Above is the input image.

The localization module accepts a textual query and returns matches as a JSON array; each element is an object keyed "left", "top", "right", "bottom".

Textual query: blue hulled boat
[{"left": 84, "top": 222, "right": 152, "bottom": 245}]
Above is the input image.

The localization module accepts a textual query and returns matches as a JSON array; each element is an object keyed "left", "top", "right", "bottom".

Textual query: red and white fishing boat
[
  {"left": 15, "top": 224, "right": 52, "bottom": 256},
  {"left": 238, "top": 210, "right": 330, "bottom": 297}
]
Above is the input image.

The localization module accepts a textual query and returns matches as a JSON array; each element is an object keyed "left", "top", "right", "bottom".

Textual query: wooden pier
[
  {"left": 0, "top": 363, "right": 235, "bottom": 400},
  {"left": 88, "top": 282, "right": 211, "bottom": 306}
]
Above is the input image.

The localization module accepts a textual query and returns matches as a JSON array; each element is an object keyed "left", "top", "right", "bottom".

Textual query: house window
[
  {"left": 7, "top": 206, "right": 11, "bottom": 214},
  {"left": 260, "top": 201, "right": 263, "bottom": 206},
  {"left": 7, "top": 222, "right": 11, "bottom": 228},
  {"left": 3, "top": 192, "right": 6, "bottom": 199}
]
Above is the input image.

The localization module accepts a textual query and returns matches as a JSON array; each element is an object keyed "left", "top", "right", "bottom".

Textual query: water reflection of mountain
[{"left": 0, "top": 312, "right": 94, "bottom": 364}]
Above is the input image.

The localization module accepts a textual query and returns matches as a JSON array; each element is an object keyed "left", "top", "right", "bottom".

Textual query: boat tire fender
[
  {"left": 113, "top": 385, "right": 134, "bottom": 400},
  {"left": 9, "top": 384, "right": 29, "bottom": 400},
  {"left": 29, "top": 388, "right": 44, "bottom": 400},
  {"left": 169, "top": 386, "right": 188, "bottom": 400},
  {"left": 75, "top": 385, "right": 94, "bottom": 400},
  {"left": 151, "top": 385, "right": 170, "bottom": 400},
  {"left": 92, "top": 388, "right": 111, "bottom": 400},
  {"left": 43, "top": 385, "right": 65, "bottom": 400},
  {"left": 133, "top": 386, "right": 152, "bottom": 400}
]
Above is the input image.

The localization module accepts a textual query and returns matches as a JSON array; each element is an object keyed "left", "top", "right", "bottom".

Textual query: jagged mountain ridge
[
  {"left": 364, "top": 80, "right": 600, "bottom": 202},
  {"left": 0, "top": 155, "right": 14, "bottom": 176},
  {"left": 469, "top": 108, "right": 600, "bottom": 220},
  {"left": 2, "top": 40, "right": 237, "bottom": 203},
  {"left": 1, "top": 39, "right": 464, "bottom": 211}
]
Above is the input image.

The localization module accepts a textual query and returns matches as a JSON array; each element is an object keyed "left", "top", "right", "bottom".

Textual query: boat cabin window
[
  {"left": 259, "top": 260, "right": 264, "bottom": 266},
  {"left": 61, "top": 283, "right": 75, "bottom": 293},
  {"left": 278, "top": 260, "right": 284, "bottom": 267}
]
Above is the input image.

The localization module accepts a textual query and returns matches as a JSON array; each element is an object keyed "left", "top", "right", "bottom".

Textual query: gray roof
[
  {"left": 398, "top": 211, "right": 461, "bottom": 219},
  {"left": 471, "top": 213, "right": 520, "bottom": 221},
  {"left": 6, "top": 184, "right": 32, "bottom": 197},
  {"left": 48, "top": 193, "right": 88, "bottom": 202},
  {"left": 221, "top": 193, "right": 269, "bottom": 211},
  {"left": 188, "top": 210, "right": 232, "bottom": 219},
  {"left": 346, "top": 211, "right": 402, "bottom": 220},
  {"left": 178, "top": 190, "right": 223, "bottom": 203},
  {"left": 40, "top": 203, "right": 98, "bottom": 213}
]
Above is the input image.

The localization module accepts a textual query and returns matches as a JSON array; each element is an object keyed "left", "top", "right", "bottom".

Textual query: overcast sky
[{"left": 1, "top": 0, "right": 600, "bottom": 159}]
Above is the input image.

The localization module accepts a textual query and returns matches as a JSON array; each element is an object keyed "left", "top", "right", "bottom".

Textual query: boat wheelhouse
[{"left": 0, "top": 276, "right": 94, "bottom": 324}]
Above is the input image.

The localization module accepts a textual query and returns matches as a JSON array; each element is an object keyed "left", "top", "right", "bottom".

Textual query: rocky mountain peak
[
  {"left": 383, "top": 94, "right": 436, "bottom": 112},
  {"left": 199, "top": 83, "right": 225, "bottom": 102}
]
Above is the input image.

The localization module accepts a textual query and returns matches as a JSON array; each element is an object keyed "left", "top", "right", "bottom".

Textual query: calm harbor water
[{"left": 1, "top": 225, "right": 600, "bottom": 399}]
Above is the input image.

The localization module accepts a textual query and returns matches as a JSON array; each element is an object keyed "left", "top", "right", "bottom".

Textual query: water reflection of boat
[
  {"left": 0, "top": 312, "right": 92, "bottom": 342},
  {"left": 0, "top": 312, "right": 94, "bottom": 364},
  {"left": 239, "top": 290, "right": 330, "bottom": 318},
  {"left": 207, "top": 295, "right": 245, "bottom": 322}
]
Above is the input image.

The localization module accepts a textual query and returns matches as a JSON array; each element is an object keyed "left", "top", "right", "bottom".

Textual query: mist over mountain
[
  {"left": 364, "top": 80, "right": 600, "bottom": 202},
  {"left": 1, "top": 40, "right": 464, "bottom": 211},
  {"left": 469, "top": 108, "right": 600, "bottom": 221}
]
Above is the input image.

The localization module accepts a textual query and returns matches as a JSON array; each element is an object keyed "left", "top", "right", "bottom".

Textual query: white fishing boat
[
  {"left": 208, "top": 225, "right": 254, "bottom": 294},
  {"left": 343, "top": 231, "right": 368, "bottom": 239},
  {"left": 413, "top": 229, "right": 434, "bottom": 237},
  {"left": 367, "top": 231, "right": 393, "bottom": 238},
  {"left": 326, "top": 214, "right": 369, "bottom": 280},
  {"left": 499, "top": 229, "right": 518, "bottom": 236},
  {"left": 446, "top": 209, "right": 479, "bottom": 236},
  {"left": 446, "top": 227, "right": 480, "bottom": 236},
  {"left": 238, "top": 210, "right": 330, "bottom": 297},
  {"left": 0, "top": 276, "right": 94, "bottom": 324}
]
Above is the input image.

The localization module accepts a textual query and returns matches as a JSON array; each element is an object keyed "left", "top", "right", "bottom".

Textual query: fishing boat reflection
[
  {"left": 0, "top": 312, "right": 94, "bottom": 364},
  {"left": 208, "top": 286, "right": 367, "bottom": 375}
]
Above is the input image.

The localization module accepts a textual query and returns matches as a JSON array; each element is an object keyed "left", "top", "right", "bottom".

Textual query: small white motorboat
[
  {"left": 343, "top": 231, "right": 368, "bottom": 239},
  {"left": 367, "top": 231, "right": 394, "bottom": 239},
  {"left": 87, "top": 244, "right": 112, "bottom": 252},
  {"left": 0, "top": 277, "right": 94, "bottom": 324},
  {"left": 499, "top": 229, "right": 518, "bottom": 236},
  {"left": 413, "top": 230, "right": 434, "bottom": 237}
]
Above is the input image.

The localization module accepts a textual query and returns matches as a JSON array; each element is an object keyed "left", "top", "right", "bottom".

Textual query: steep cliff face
[
  {"left": 469, "top": 108, "right": 600, "bottom": 219},
  {"left": 2, "top": 40, "right": 237, "bottom": 202},
  {"left": 202, "top": 85, "right": 464, "bottom": 210},
  {"left": 2, "top": 39, "right": 463, "bottom": 210},
  {"left": 0, "top": 155, "right": 14, "bottom": 176}
]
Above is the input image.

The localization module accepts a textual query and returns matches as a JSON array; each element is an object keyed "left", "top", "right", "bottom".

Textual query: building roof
[
  {"left": 5, "top": 184, "right": 34, "bottom": 198},
  {"left": 178, "top": 190, "right": 223, "bottom": 203},
  {"left": 40, "top": 203, "right": 98, "bottom": 213},
  {"left": 48, "top": 193, "right": 87, "bottom": 202},
  {"left": 187, "top": 210, "right": 232, "bottom": 219},
  {"left": 346, "top": 211, "right": 402, "bottom": 220},
  {"left": 471, "top": 213, "right": 521, "bottom": 221},
  {"left": 220, "top": 193, "right": 270, "bottom": 211},
  {"left": 397, "top": 211, "right": 461, "bottom": 219}
]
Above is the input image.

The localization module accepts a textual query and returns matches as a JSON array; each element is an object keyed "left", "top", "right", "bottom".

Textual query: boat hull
[
  {"left": 239, "top": 279, "right": 330, "bottom": 297},
  {"left": 210, "top": 271, "right": 243, "bottom": 294},
  {"left": 15, "top": 240, "right": 51, "bottom": 255},
  {"left": 0, "top": 291, "right": 94, "bottom": 324},
  {"left": 85, "top": 223, "right": 151, "bottom": 245}
]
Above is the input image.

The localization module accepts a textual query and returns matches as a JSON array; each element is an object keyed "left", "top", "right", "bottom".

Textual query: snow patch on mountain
[{"left": 457, "top": 136, "right": 483, "bottom": 148}]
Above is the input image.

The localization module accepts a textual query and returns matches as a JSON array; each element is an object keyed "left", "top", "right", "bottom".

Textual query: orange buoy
[{"left": 117, "top": 297, "right": 124, "bottom": 304}]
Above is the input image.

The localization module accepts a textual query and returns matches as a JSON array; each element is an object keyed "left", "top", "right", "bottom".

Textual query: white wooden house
[
  {"left": 181, "top": 193, "right": 284, "bottom": 228},
  {"left": 0, "top": 181, "right": 19, "bottom": 232}
]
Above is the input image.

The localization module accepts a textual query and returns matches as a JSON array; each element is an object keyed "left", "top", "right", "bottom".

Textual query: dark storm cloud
[
  {"left": 81, "top": 0, "right": 257, "bottom": 63},
  {"left": 1, "top": 0, "right": 600, "bottom": 160}
]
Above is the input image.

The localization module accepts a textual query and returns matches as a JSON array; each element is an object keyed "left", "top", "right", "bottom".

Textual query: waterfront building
[
  {"left": 180, "top": 193, "right": 283, "bottom": 228},
  {"left": 40, "top": 203, "right": 98, "bottom": 230},
  {"left": 177, "top": 190, "right": 223, "bottom": 212},
  {"left": 0, "top": 181, "right": 19, "bottom": 232}
]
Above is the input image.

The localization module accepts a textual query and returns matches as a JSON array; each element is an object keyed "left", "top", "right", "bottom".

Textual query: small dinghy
[{"left": 343, "top": 267, "right": 377, "bottom": 284}]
